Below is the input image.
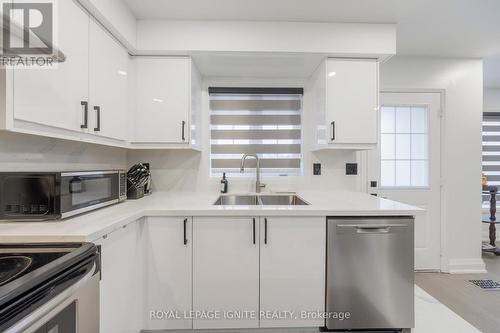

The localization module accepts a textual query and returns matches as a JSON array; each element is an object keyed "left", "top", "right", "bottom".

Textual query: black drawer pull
[
  {"left": 80, "top": 101, "right": 88, "bottom": 129},
  {"left": 94, "top": 106, "right": 101, "bottom": 132},
  {"left": 183, "top": 218, "right": 188, "bottom": 245},
  {"left": 252, "top": 218, "right": 256, "bottom": 244}
]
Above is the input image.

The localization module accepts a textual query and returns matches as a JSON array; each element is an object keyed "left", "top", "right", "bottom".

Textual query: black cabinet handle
[
  {"left": 181, "top": 120, "right": 186, "bottom": 141},
  {"left": 80, "top": 101, "right": 88, "bottom": 129},
  {"left": 330, "top": 121, "right": 335, "bottom": 141},
  {"left": 183, "top": 218, "right": 188, "bottom": 245},
  {"left": 264, "top": 218, "right": 268, "bottom": 244},
  {"left": 93, "top": 106, "right": 101, "bottom": 132},
  {"left": 252, "top": 218, "right": 256, "bottom": 244}
]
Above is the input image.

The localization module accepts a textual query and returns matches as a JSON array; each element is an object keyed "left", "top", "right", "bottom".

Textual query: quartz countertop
[{"left": 0, "top": 191, "right": 423, "bottom": 243}]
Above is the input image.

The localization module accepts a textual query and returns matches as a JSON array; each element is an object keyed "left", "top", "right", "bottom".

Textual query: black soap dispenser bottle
[{"left": 220, "top": 172, "right": 228, "bottom": 193}]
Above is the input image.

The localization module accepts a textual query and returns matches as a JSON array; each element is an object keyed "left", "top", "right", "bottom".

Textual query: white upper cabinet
[
  {"left": 259, "top": 216, "right": 326, "bottom": 328},
  {"left": 143, "top": 217, "right": 193, "bottom": 330},
  {"left": 310, "top": 58, "right": 379, "bottom": 150},
  {"left": 11, "top": 0, "right": 89, "bottom": 132},
  {"left": 193, "top": 216, "right": 259, "bottom": 329},
  {"left": 130, "top": 56, "right": 201, "bottom": 148},
  {"left": 89, "top": 20, "right": 128, "bottom": 141}
]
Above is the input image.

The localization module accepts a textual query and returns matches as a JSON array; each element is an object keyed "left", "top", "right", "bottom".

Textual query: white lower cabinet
[
  {"left": 142, "top": 216, "right": 193, "bottom": 330},
  {"left": 259, "top": 216, "right": 326, "bottom": 328},
  {"left": 95, "top": 220, "right": 144, "bottom": 333},
  {"left": 193, "top": 216, "right": 260, "bottom": 329},
  {"left": 96, "top": 215, "right": 326, "bottom": 331}
]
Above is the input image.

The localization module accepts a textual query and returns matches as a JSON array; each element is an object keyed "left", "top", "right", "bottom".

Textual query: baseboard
[{"left": 447, "top": 258, "right": 487, "bottom": 274}]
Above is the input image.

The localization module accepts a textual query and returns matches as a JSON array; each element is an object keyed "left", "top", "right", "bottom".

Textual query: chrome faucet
[{"left": 240, "top": 154, "right": 266, "bottom": 193}]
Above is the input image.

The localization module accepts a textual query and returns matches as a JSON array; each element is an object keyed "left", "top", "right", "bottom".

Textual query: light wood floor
[{"left": 416, "top": 254, "right": 500, "bottom": 333}]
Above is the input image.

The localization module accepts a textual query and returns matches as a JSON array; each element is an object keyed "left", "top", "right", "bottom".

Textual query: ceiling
[{"left": 123, "top": 0, "right": 500, "bottom": 87}]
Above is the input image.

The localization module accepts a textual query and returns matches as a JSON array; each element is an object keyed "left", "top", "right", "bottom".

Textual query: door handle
[
  {"left": 181, "top": 120, "right": 186, "bottom": 141},
  {"left": 252, "top": 218, "right": 256, "bottom": 245},
  {"left": 337, "top": 224, "right": 408, "bottom": 234},
  {"left": 264, "top": 218, "right": 268, "bottom": 244},
  {"left": 80, "top": 101, "right": 88, "bottom": 129},
  {"left": 330, "top": 121, "right": 335, "bottom": 141},
  {"left": 337, "top": 224, "right": 408, "bottom": 229},
  {"left": 93, "top": 106, "right": 101, "bottom": 132},
  {"left": 183, "top": 218, "right": 188, "bottom": 245}
]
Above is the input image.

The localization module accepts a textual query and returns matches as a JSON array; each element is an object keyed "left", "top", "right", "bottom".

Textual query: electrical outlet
[
  {"left": 313, "top": 163, "right": 321, "bottom": 175},
  {"left": 346, "top": 163, "right": 358, "bottom": 175}
]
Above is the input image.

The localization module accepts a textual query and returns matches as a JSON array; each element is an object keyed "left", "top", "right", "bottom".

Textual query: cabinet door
[
  {"left": 13, "top": 0, "right": 89, "bottom": 131},
  {"left": 89, "top": 20, "right": 128, "bottom": 141},
  {"left": 95, "top": 221, "right": 143, "bottom": 333},
  {"left": 326, "top": 59, "right": 378, "bottom": 144},
  {"left": 193, "top": 216, "right": 259, "bottom": 329},
  {"left": 133, "top": 57, "right": 190, "bottom": 143},
  {"left": 143, "top": 217, "right": 193, "bottom": 330},
  {"left": 260, "top": 216, "right": 326, "bottom": 328}
]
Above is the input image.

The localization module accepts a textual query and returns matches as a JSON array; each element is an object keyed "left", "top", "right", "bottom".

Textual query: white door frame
[{"left": 360, "top": 89, "right": 446, "bottom": 272}]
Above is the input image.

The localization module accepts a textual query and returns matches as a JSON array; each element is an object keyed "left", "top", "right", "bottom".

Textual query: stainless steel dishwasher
[{"left": 326, "top": 217, "right": 414, "bottom": 331}]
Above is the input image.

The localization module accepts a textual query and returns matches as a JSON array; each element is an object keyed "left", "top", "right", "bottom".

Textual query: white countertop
[{"left": 0, "top": 191, "right": 423, "bottom": 243}]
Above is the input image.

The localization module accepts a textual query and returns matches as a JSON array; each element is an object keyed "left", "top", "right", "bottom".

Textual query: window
[
  {"left": 209, "top": 88, "right": 303, "bottom": 177},
  {"left": 380, "top": 106, "right": 429, "bottom": 187},
  {"left": 483, "top": 112, "right": 500, "bottom": 201}
]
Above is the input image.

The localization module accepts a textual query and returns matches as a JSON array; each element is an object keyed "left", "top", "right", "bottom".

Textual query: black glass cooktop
[
  {"left": 0, "top": 243, "right": 98, "bottom": 332},
  {"left": 0, "top": 251, "right": 68, "bottom": 286}
]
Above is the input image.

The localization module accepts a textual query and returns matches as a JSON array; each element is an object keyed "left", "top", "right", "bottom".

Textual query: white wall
[
  {"left": 136, "top": 20, "right": 395, "bottom": 58},
  {"left": 127, "top": 77, "right": 363, "bottom": 193},
  {"left": 484, "top": 88, "right": 500, "bottom": 111},
  {"left": 0, "top": 131, "right": 126, "bottom": 171},
  {"left": 78, "top": 0, "right": 137, "bottom": 50},
  {"left": 380, "top": 57, "right": 484, "bottom": 273}
]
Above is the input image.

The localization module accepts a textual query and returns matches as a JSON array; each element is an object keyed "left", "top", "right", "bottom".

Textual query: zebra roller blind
[
  {"left": 483, "top": 112, "right": 500, "bottom": 202},
  {"left": 209, "top": 88, "right": 303, "bottom": 177}
]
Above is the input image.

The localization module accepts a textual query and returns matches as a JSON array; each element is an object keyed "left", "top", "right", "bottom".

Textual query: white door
[
  {"left": 89, "top": 19, "right": 128, "bottom": 140},
  {"left": 326, "top": 58, "right": 378, "bottom": 144},
  {"left": 133, "top": 57, "right": 190, "bottom": 143},
  {"left": 367, "top": 92, "right": 442, "bottom": 270},
  {"left": 13, "top": 0, "right": 89, "bottom": 131},
  {"left": 193, "top": 216, "right": 259, "bottom": 329},
  {"left": 96, "top": 221, "right": 144, "bottom": 333},
  {"left": 143, "top": 217, "right": 193, "bottom": 330},
  {"left": 259, "top": 216, "right": 325, "bottom": 328}
]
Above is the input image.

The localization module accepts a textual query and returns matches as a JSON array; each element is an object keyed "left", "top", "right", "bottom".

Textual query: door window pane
[
  {"left": 381, "top": 160, "right": 396, "bottom": 187},
  {"left": 381, "top": 107, "right": 395, "bottom": 133},
  {"left": 395, "top": 134, "right": 411, "bottom": 159},
  {"left": 411, "top": 160, "right": 428, "bottom": 186},
  {"left": 411, "top": 134, "right": 428, "bottom": 160},
  {"left": 380, "top": 105, "right": 429, "bottom": 187},
  {"left": 395, "top": 160, "right": 411, "bottom": 186},
  {"left": 411, "top": 107, "right": 428, "bottom": 133},
  {"left": 381, "top": 134, "right": 395, "bottom": 159},
  {"left": 395, "top": 107, "right": 411, "bottom": 133}
]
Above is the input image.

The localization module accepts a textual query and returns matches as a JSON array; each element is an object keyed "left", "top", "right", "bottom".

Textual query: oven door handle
[{"left": 4, "top": 263, "right": 96, "bottom": 333}]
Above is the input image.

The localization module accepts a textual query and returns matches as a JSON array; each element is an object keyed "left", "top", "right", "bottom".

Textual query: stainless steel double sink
[{"left": 213, "top": 194, "right": 309, "bottom": 206}]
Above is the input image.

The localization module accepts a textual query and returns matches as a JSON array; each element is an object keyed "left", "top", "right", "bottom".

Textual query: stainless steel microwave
[{"left": 0, "top": 170, "right": 126, "bottom": 221}]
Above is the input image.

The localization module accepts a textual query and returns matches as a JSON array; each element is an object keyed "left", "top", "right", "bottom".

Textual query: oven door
[{"left": 60, "top": 171, "right": 119, "bottom": 218}]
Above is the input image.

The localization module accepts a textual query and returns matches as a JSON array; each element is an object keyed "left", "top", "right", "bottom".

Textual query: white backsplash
[{"left": 127, "top": 148, "right": 361, "bottom": 193}]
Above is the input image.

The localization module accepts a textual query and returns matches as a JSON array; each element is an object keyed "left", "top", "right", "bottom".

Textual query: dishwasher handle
[{"left": 336, "top": 224, "right": 409, "bottom": 234}]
